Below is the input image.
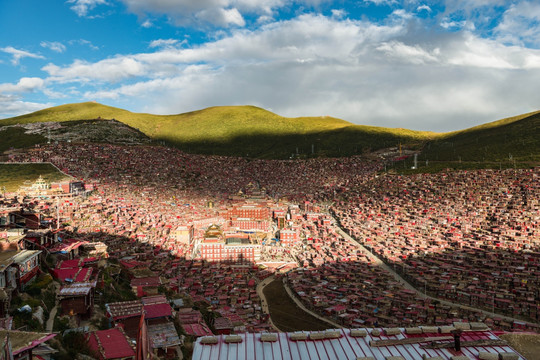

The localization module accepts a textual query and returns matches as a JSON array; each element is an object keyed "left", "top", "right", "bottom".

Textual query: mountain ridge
[{"left": 1, "top": 102, "right": 538, "bottom": 161}]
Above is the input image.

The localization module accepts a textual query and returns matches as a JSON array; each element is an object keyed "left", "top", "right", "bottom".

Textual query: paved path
[
  {"left": 45, "top": 281, "right": 61, "bottom": 332},
  {"left": 46, "top": 305, "right": 58, "bottom": 332},
  {"left": 334, "top": 223, "right": 531, "bottom": 325}
]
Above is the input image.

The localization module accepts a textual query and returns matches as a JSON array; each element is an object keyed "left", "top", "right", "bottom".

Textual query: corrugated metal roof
[
  {"left": 58, "top": 281, "right": 96, "bottom": 297},
  {"left": 192, "top": 328, "right": 525, "bottom": 360},
  {"left": 148, "top": 322, "right": 182, "bottom": 348},
  {"left": 105, "top": 300, "right": 142, "bottom": 319}
]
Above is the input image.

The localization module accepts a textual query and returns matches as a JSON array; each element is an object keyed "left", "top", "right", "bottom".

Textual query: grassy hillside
[
  {"left": 0, "top": 127, "right": 48, "bottom": 153},
  {"left": 420, "top": 111, "right": 540, "bottom": 163},
  {"left": 0, "top": 163, "right": 71, "bottom": 192},
  {"left": 1, "top": 102, "right": 538, "bottom": 162},
  {"left": 0, "top": 102, "right": 433, "bottom": 158}
]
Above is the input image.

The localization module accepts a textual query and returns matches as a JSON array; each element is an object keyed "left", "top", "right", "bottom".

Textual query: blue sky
[{"left": 1, "top": 0, "right": 540, "bottom": 131}]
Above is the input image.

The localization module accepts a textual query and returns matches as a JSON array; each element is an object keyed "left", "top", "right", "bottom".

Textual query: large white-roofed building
[{"left": 192, "top": 327, "right": 525, "bottom": 360}]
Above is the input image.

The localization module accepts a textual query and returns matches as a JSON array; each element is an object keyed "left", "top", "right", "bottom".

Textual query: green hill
[
  {"left": 1, "top": 102, "right": 538, "bottom": 162},
  {"left": 420, "top": 111, "right": 540, "bottom": 163},
  {"left": 0, "top": 102, "right": 433, "bottom": 158}
]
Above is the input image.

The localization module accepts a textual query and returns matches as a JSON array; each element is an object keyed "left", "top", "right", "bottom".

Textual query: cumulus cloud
[
  {"left": 69, "top": 39, "right": 100, "bottom": 50},
  {"left": 118, "top": 0, "right": 332, "bottom": 27},
  {"left": 331, "top": 9, "right": 346, "bottom": 18},
  {"left": 0, "top": 77, "right": 45, "bottom": 93},
  {"left": 196, "top": 7, "right": 246, "bottom": 27},
  {"left": 42, "top": 56, "right": 147, "bottom": 83},
  {"left": 67, "top": 0, "right": 108, "bottom": 17},
  {"left": 494, "top": 1, "right": 540, "bottom": 47},
  {"left": 149, "top": 39, "right": 181, "bottom": 48},
  {"left": 0, "top": 94, "right": 52, "bottom": 118},
  {"left": 32, "top": 13, "right": 538, "bottom": 131},
  {"left": 363, "top": 0, "right": 397, "bottom": 5},
  {"left": 40, "top": 41, "right": 67, "bottom": 53},
  {"left": 8, "top": 10, "right": 540, "bottom": 130},
  {"left": 0, "top": 46, "right": 45, "bottom": 65},
  {"left": 376, "top": 41, "right": 440, "bottom": 64}
]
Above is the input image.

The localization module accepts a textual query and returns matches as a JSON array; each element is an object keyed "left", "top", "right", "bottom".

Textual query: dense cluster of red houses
[
  {"left": 0, "top": 142, "right": 538, "bottom": 359},
  {"left": 332, "top": 170, "right": 539, "bottom": 326}
]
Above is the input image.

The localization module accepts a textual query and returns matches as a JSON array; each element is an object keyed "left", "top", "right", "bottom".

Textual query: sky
[{"left": 1, "top": 0, "right": 540, "bottom": 131}]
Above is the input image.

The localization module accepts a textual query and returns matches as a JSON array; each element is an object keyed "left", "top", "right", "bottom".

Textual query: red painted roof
[
  {"left": 75, "top": 267, "right": 93, "bottom": 282},
  {"left": 57, "top": 259, "right": 81, "bottom": 268},
  {"left": 88, "top": 328, "right": 135, "bottom": 360},
  {"left": 131, "top": 277, "right": 160, "bottom": 287},
  {"left": 51, "top": 267, "right": 78, "bottom": 281},
  {"left": 182, "top": 323, "right": 213, "bottom": 337},
  {"left": 144, "top": 303, "right": 172, "bottom": 319}
]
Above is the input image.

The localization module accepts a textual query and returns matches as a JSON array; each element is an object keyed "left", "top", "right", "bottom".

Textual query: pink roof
[
  {"left": 131, "top": 276, "right": 160, "bottom": 287},
  {"left": 88, "top": 328, "right": 135, "bottom": 360},
  {"left": 57, "top": 259, "right": 81, "bottom": 268},
  {"left": 182, "top": 323, "right": 213, "bottom": 337},
  {"left": 75, "top": 267, "right": 93, "bottom": 282},
  {"left": 143, "top": 303, "right": 172, "bottom": 319},
  {"left": 51, "top": 267, "right": 78, "bottom": 281}
]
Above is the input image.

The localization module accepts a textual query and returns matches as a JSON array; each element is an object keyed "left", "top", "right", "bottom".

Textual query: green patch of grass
[
  {"left": 0, "top": 127, "right": 47, "bottom": 152},
  {"left": 422, "top": 112, "right": 540, "bottom": 163},
  {"left": 263, "top": 279, "right": 330, "bottom": 332},
  {"left": 0, "top": 163, "right": 71, "bottom": 192}
]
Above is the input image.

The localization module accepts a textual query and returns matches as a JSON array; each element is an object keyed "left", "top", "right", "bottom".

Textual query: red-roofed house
[
  {"left": 87, "top": 327, "right": 135, "bottom": 360},
  {"left": 105, "top": 300, "right": 142, "bottom": 339},
  {"left": 143, "top": 303, "right": 172, "bottom": 321},
  {"left": 57, "top": 281, "right": 96, "bottom": 318},
  {"left": 130, "top": 277, "right": 161, "bottom": 297}
]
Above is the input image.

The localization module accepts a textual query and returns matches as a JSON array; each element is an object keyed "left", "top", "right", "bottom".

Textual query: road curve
[
  {"left": 256, "top": 275, "right": 281, "bottom": 331},
  {"left": 334, "top": 224, "right": 532, "bottom": 325}
]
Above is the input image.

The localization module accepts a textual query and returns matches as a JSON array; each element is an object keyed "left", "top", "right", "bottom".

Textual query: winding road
[
  {"left": 334, "top": 224, "right": 532, "bottom": 325},
  {"left": 258, "top": 215, "right": 533, "bottom": 331}
]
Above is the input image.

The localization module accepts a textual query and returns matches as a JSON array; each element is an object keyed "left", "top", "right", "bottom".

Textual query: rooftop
[
  {"left": 87, "top": 327, "right": 135, "bottom": 359},
  {"left": 0, "top": 330, "right": 56, "bottom": 356},
  {"left": 192, "top": 328, "right": 525, "bottom": 360}
]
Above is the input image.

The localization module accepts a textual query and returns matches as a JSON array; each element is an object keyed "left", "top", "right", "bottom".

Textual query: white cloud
[
  {"left": 363, "top": 0, "right": 397, "bottom": 5},
  {"left": 196, "top": 7, "right": 246, "bottom": 27},
  {"left": 40, "top": 41, "right": 67, "bottom": 53},
  {"left": 377, "top": 41, "right": 440, "bottom": 64},
  {"left": 67, "top": 0, "right": 108, "bottom": 17},
  {"left": 494, "top": 1, "right": 540, "bottom": 47},
  {"left": 440, "top": 18, "right": 466, "bottom": 29},
  {"left": 0, "top": 94, "right": 52, "bottom": 118},
  {"left": 0, "top": 77, "right": 45, "bottom": 93},
  {"left": 119, "top": 0, "right": 332, "bottom": 27},
  {"left": 73, "top": 39, "right": 100, "bottom": 50},
  {"left": 42, "top": 56, "right": 146, "bottom": 83},
  {"left": 331, "top": 9, "right": 346, "bottom": 18},
  {"left": 141, "top": 19, "right": 153, "bottom": 28},
  {"left": 11, "top": 13, "right": 540, "bottom": 131},
  {"left": 417, "top": 5, "right": 431, "bottom": 12},
  {"left": 149, "top": 39, "right": 181, "bottom": 48},
  {"left": 0, "top": 46, "right": 45, "bottom": 65}
]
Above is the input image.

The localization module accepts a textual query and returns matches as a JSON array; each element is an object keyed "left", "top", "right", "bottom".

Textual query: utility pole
[{"left": 56, "top": 197, "right": 60, "bottom": 230}]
